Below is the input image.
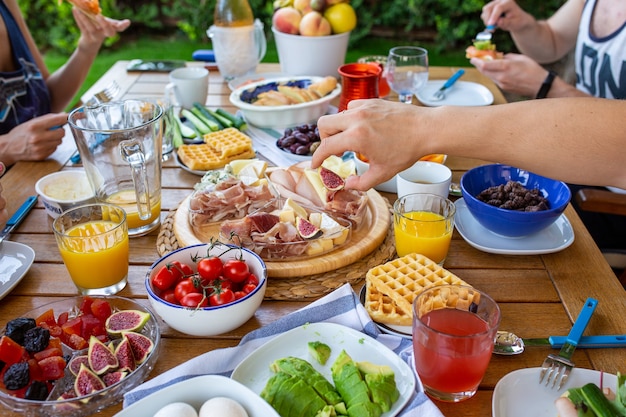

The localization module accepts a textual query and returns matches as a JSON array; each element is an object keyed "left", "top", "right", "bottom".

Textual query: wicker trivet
[{"left": 156, "top": 205, "right": 397, "bottom": 301}]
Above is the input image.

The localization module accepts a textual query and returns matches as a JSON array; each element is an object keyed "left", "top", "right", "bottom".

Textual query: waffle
[
  {"left": 364, "top": 253, "right": 470, "bottom": 326},
  {"left": 364, "top": 280, "right": 412, "bottom": 326},
  {"left": 204, "top": 128, "right": 254, "bottom": 159},
  {"left": 177, "top": 128, "right": 255, "bottom": 171}
]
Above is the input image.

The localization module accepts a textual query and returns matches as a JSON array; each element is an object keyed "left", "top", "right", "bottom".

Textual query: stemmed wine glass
[{"left": 386, "top": 46, "right": 429, "bottom": 104}]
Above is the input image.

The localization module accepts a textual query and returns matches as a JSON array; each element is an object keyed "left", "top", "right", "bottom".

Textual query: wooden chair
[{"left": 575, "top": 188, "right": 626, "bottom": 286}]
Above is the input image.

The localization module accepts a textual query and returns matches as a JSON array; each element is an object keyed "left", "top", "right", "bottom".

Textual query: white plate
[
  {"left": 114, "top": 374, "right": 280, "bottom": 417},
  {"left": 417, "top": 80, "right": 494, "bottom": 107},
  {"left": 358, "top": 285, "right": 412, "bottom": 339},
  {"left": 231, "top": 322, "right": 416, "bottom": 417},
  {"left": 0, "top": 241, "right": 35, "bottom": 300},
  {"left": 454, "top": 199, "right": 575, "bottom": 255},
  {"left": 492, "top": 367, "right": 617, "bottom": 417},
  {"left": 228, "top": 72, "right": 289, "bottom": 91},
  {"left": 606, "top": 186, "right": 626, "bottom": 194}
]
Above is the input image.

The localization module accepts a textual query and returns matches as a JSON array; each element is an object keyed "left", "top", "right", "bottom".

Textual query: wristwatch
[{"left": 536, "top": 70, "right": 557, "bottom": 99}]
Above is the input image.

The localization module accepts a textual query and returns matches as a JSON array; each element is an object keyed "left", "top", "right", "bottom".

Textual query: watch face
[{"left": 126, "top": 59, "right": 186, "bottom": 72}]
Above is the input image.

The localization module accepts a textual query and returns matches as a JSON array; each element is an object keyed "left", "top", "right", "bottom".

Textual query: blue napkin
[{"left": 124, "top": 283, "right": 444, "bottom": 417}]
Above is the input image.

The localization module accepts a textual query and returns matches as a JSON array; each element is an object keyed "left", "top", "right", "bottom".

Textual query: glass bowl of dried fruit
[{"left": 0, "top": 296, "right": 160, "bottom": 417}]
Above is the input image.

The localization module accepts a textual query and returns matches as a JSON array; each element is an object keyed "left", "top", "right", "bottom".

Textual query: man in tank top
[{"left": 0, "top": 0, "right": 130, "bottom": 168}]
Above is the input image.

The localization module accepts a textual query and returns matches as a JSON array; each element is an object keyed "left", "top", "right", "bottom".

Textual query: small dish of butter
[{"left": 35, "top": 170, "right": 96, "bottom": 218}]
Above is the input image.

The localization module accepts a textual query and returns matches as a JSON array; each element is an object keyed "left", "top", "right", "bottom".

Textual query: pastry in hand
[
  {"left": 465, "top": 39, "right": 503, "bottom": 61},
  {"left": 59, "top": 0, "right": 101, "bottom": 17}
]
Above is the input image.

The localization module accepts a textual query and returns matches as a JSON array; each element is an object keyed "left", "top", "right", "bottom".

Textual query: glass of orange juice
[
  {"left": 413, "top": 285, "right": 500, "bottom": 402},
  {"left": 393, "top": 193, "right": 456, "bottom": 265},
  {"left": 53, "top": 203, "right": 129, "bottom": 295}
]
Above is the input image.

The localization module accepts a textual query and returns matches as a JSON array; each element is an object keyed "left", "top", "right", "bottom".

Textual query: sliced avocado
[
  {"left": 315, "top": 405, "right": 335, "bottom": 417},
  {"left": 331, "top": 350, "right": 373, "bottom": 410},
  {"left": 364, "top": 373, "right": 399, "bottom": 412},
  {"left": 473, "top": 39, "right": 496, "bottom": 51},
  {"left": 308, "top": 341, "right": 332, "bottom": 365},
  {"left": 265, "top": 372, "right": 327, "bottom": 417},
  {"left": 346, "top": 402, "right": 383, "bottom": 417},
  {"left": 356, "top": 361, "right": 394, "bottom": 377},
  {"left": 271, "top": 357, "right": 342, "bottom": 406}
]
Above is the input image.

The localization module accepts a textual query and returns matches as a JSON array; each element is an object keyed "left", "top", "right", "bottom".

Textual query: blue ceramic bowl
[{"left": 460, "top": 164, "right": 571, "bottom": 237}]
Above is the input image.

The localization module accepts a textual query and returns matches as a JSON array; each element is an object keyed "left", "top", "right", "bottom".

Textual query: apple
[
  {"left": 299, "top": 11, "right": 332, "bottom": 36},
  {"left": 272, "top": 6, "right": 302, "bottom": 35}
]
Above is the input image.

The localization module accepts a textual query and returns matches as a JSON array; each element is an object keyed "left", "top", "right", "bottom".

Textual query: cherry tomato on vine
[
  {"left": 234, "top": 291, "right": 247, "bottom": 300},
  {"left": 174, "top": 278, "right": 200, "bottom": 302},
  {"left": 209, "top": 288, "right": 235, "bottom": 306},
  {"left": 244, "top": 273, "right": 259, "bottom": 287},
  {"left": 175, "top": 261, "right": 194, "bottom": 276},
  {"left": 152, "top": 262, "right": 183, "bottom": 291},
  {"left": 242, "top": 283, "right": 257, "bottom": 294},
  {"left": 180, "top": 292, "right": 208, "bottom": 308},
  {"left": 197, "top": 257, "right": 224, "bottom": 283},
  {"left": 222, "top": 259, "right": 250, "bottom": 283}
]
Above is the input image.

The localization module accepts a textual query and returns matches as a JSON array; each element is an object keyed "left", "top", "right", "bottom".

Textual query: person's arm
[
  {"left": 312, "top": 98, "right": 626, "bottom": 191},
  {"left": 0, "top": 181, "right": 8, "bottom": 227},
  {"left": 481, "top": 0, "right": 583, "bottom": 63}
]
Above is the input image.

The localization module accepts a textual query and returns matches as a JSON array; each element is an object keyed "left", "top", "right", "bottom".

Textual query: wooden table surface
[{"left": 1, "top": 62, "right": 625, "bottom": 417}]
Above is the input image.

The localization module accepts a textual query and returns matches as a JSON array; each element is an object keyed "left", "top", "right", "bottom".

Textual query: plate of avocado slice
[{"left": 231, "top": 322, "right": 416, "bottom": 417}]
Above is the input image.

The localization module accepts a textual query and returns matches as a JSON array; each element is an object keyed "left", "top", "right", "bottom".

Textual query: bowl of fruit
[
  {"left": 145, "top": 243, "right": 267, "bottom": 337},
  {"left": 0, "top": 296, "right": 160, "bottom": 416}
]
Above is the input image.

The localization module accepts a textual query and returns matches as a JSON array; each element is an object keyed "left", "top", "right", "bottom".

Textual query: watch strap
[{"left": 536, "top": 70, "right": 557, "bottom": 99}]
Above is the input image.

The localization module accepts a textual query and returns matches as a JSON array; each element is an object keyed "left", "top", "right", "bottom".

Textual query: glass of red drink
[
  {"left": 357, "top": 55, "right": 391, "bottom": 98},
  {"left": 412, "top": 285, "right": 500, "bottom": 402}
]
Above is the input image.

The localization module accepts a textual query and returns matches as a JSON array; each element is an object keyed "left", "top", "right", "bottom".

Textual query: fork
[
  {"left": 475, "top": 24, "right": 497, "bottom": 41},
  {"left": 431, "top": 69, "right": 465, "bottom": 101},
  {"left": 539, "top": 298, "right": 598, "bottom": 389},
  {"left": 84, "top": 80, "right": 121, "bottom": 107}
]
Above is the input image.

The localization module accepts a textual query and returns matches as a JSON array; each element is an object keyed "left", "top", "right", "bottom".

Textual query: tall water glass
[{"left": 386, "top": 46, "right": 429, "bottom": 104}]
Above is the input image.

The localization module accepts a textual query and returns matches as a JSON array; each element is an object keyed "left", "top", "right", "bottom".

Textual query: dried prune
[
  {"left": 25, "top": 381, "right": 49, "bottom": 401},
  {"left": 3, "top": 362, "right": 30, "bottom": 390},
  {"left": 23, "top": 327, "right": 50, "bottom": 353},
  {"left": 4, "top": 318, "right": 36, "bottom": 345},
  {"left": 476, "top": 180, "right": 550, "bottom": 211}
]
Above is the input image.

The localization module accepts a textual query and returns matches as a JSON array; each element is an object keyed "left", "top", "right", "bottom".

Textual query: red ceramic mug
[{"left": 337, "top": 63, "right": 382, "bottom": 112}]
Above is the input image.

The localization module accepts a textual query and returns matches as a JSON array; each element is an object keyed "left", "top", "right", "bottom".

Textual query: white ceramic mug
[
  {"left": 165, "top": 67, "right": 209, "bottom": 110},
  {"left": 397, "top": 161, "right": 452, "bottom": 198}
]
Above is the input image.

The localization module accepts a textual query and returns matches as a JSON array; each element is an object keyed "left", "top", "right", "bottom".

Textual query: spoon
[
  {"left": 449, "top": 182, "right": 462, "bottom": 197},
  {"left": 492, "top": 330, "right": 626, "bottom": 355}
]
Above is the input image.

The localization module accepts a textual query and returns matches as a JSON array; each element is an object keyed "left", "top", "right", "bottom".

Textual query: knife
[
  {"left": 0, "top": 195, "right": 38, "bottom": 245},
  {"left": 523, "top": 334, "right": 626, "bottom": 348}
]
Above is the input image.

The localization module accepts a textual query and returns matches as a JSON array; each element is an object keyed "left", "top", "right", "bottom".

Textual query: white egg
[
  {"left": 153, "top": 402, "right": 198, "bottom": 417},
  {"left": 199, "top": 397, "right": 248, "bottom": 417}
]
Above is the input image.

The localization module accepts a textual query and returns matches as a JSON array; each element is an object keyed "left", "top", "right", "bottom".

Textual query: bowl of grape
[{"left": 276, "top": 123, "right": 320, "bottom": 160}]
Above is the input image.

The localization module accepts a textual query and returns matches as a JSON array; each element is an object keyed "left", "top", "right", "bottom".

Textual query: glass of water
[{"left": 386, "top": 46, "right": 429, "bottom": 104}]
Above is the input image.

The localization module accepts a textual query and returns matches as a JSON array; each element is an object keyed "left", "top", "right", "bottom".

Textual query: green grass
[{"left": 44, "top": 35, "right": 467, "bottom": 109}]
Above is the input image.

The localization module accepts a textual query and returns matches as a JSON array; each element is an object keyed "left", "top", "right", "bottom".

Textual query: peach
[
  {"left": 299, "top": 11, "right": 332, "bottom": 36},
  {"left": 272, "top": 7, "right": 302, "bottom": 35},
  {"left": 294, "top": 0, "right": 313, "bottom": 15}
]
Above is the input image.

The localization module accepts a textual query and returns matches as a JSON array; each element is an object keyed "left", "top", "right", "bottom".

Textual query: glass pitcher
[{"left": 68, "top": 100, "right": 163, "bottom": 237}]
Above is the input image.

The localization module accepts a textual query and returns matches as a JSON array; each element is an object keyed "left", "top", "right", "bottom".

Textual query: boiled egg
[
  {"left": 198, "top": 397, "right": 248, "bottom": 417},
  {"left": 153, "top": 401, "right": 198, "bottom": 417}
]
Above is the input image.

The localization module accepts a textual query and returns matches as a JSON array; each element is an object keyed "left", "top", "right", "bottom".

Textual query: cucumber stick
[
  {"left": 207, "top": 108, "right": 233, "bottom": 128},
  {"left": 567, "top": 383, "right": 621, "bottom": 417},
  {"left": 174, "top": 113, "right": 197, "bottom": 139},
  {"left": 216, "top": 108, "right": 247, "bottom": 130},
  {"left": 181, "top": 109, "right": 211, "bottom": 135},
  {"left": 190, "top": 107, "right": 220, "bottom": 131},
  {"left": 192, "top": 103, "right": 226, "bottom": 130}
]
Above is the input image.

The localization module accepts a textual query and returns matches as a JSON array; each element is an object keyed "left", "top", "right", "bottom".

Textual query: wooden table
[{"left": 1, "top": 62, "right": 625, "bottom": 417}]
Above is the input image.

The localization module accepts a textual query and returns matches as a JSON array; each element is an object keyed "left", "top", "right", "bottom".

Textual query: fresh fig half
[
  {"left": 88, "top": 335, "right": 119, "bottom": 375},
  {"left": 296, "top": 216, "right": 323, "bottom": 239},
  {"left": 319, "top": 166, "right": 345, "bottom": 191},
  {"left": 114, "top": 336, "right": 136, "bottom": 373},
  {"left": 102, "top": 370, "right": 128, "bottom": 386},
  {"left": 74, "top": 363, "right": 106, "bottom": 397},
  {"left": 105, "top": 310, "right": 150, "bottom": 336},
  {"left": 122, "top": 331, "right": 154, "bottom": 364},
  {"left": 68, "top": 354, "right": 90, "bottom": 376}
]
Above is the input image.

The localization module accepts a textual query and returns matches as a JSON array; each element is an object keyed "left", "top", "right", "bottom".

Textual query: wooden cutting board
[{"left": 173, "top": 189, "right": 391, "bottom": 278}]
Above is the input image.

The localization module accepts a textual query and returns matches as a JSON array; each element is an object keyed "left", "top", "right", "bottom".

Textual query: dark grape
[{"left": 276, "top": 123, "right": 321, "bottom": 156}]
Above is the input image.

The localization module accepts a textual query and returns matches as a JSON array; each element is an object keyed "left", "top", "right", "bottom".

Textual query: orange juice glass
[
  {"left": 53, "top": 203, "right": 129, "bottom": 295},
  {"left": 393, "top": 193, "right": 455, "bottom": 265},
  {"left": 413, "top": 285, "right": 500, "bottom": 402}
]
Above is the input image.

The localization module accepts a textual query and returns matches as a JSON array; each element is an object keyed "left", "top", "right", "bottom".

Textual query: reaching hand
[
  {"left": 470, "top": 53, "right": 548, "bottom": 97},
  {"left": 0, "top": 182, "right": 8, "bottom": 227},
  {"left": 0, "top": 113, "right": 68, "bottom": 166},
  {"left": 73, "top": 8, "right": 131, "bottom": 52},
  {"left": 481, "top": 0, "right": 535, "bottom": 33}
]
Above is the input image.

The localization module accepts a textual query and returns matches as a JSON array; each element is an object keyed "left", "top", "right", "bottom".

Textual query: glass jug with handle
[{"left": 68, "top": 100, "right": 163, "bottom": 237}]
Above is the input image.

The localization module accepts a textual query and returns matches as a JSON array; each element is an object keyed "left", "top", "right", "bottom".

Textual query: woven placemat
[{"left": 156, "top": 203, "right": 397, "bottom": 300}]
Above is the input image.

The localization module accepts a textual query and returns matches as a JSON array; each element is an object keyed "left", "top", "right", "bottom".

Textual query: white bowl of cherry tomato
[{"left": 145, "top": 243, "right": 267, "bottom": 336}]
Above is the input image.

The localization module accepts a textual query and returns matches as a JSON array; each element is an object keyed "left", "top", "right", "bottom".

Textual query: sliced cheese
[
  {"left": 304, "top": 169, "right": 328, "bottom": 203},
  {"left": 321, "top": 155, "right": 355, "bottom": 179}
]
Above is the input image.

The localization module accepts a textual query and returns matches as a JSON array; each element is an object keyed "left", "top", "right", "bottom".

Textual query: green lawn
[{"left": 44, "top": 34, "right": 468, "bottom": 109}]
